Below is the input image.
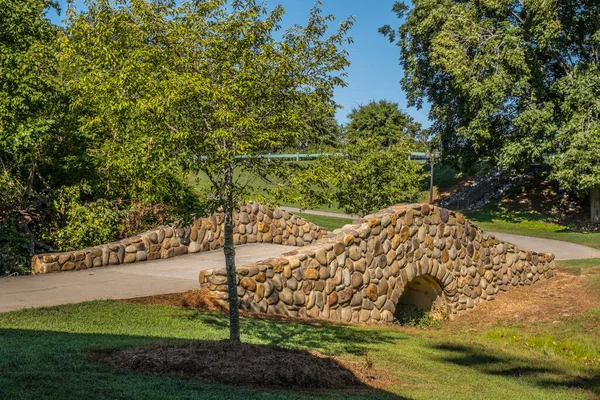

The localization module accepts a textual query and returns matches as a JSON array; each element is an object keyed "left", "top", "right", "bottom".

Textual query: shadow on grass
[
  {"left": 186, "top": 310, "right": 405, "bottom": 356},
  {"left": 432, "top": 343, "right": 600, "bottom": 397},
  {"left": 0, "top": 327, "right": 408, "bottom": 400},
  {"left": 465, "top": 203, "right": 551, "bottom": 225}
]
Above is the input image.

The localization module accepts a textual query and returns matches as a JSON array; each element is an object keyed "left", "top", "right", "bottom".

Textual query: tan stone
[
  {"left": 305, "top": 268, "right": 319, "bottom": 280},
  {"left": 328, "top": 292, "right": 338, "bottom": 306},
  {"left": 315, "top": 249, "right": 327, "bottom": 265},
  {"left": 240, "top": 277, "right": 257, "bottom": 291},
  {"left": 61, "top": 262, "right": 75, "bottom": 271},
  {"left": 348, "top": 246, "right": 362, "bottom": 261},
  {"left": 351, "top": 272, "right": 363, "bottom": 288},
  {"left": 344, "top": 235, "right": 355, "bottom": 246},
  {"left": 333, "top": 242, "right": 345, "bottom": 255},
  {"left": 366, "top": 284, "right": 378, "bottom": 301},
  {"left": 338, "top": 286, "right": 353, "bottom": 304}
]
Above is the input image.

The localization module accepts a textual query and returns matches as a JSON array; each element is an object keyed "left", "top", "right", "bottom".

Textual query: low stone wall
[
  {"left": 200, "top": 204, "right": 556, "bottom": 323},
  {"left": 31, "top": 202, "right": 324, "bottom": 274}
]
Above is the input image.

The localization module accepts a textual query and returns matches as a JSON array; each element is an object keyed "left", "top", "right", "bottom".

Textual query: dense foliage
[
  {"left": 0, "top": 0, "right": 63, "bottom": 274},
  {"left": 381, "top": 0, "right": 600, "bottom": 200},
  {"left": 320, "top": 138, "right": 422, "bottom": 217},
  {"left": 345, "top": 100, "right": 426, "bottom": 149},
  {"left": 0, "top": 0, "right": 204, "bottom": 275}
]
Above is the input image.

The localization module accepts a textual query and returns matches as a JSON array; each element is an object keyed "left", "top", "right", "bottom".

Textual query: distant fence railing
[{"left": 199, "top": 152, "right": 428, "bottom": 161}]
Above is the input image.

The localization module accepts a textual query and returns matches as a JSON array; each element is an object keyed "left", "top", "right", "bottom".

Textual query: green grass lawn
[
  {"left": 465, "top": 205, "right": 600, "bottom": 249},
  {"left": 0, "top": 296, "right": 598, "bottom": 399},
  {"left": 294, "top": 212, "right": 355, "bottom": 231}
]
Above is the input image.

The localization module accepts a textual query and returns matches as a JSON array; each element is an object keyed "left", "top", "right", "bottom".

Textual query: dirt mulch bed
[
  {"left": 446, "top": 270, "right": 600, "bottom": 331},
  {"left": 95, "top": 340, "right": 387, "bottom": 390},
  {"left": 122, "top": 288, "right": 227, "bottom": 312}
]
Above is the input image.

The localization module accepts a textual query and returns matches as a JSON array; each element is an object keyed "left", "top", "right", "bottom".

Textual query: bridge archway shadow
[{"left": 395, "top": 275, "right": 448, "bottom": 323}]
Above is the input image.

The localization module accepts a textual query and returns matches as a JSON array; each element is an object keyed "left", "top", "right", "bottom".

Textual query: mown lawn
[
  {"left": 465, "top": 205, "right": 600, "bottom": 249},
  {"left": 294, "top": 212, "right": 355, "bottom": 232},
  {"left": 1, "top": 297, "right": 598, "bottom": 400}
]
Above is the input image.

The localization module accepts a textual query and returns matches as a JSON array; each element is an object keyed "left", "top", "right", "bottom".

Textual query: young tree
[
  {"left": 381, "top": 0, "right": 600, "bottom": 219},
  {"left": 320, "top": 138, "right": 422, "bottom": 217},
  {"left": 62, "top": 0, "right": 353, "bottom": 341},
  {"left": 345, "top": 100, "right": 424, "bottom": 149}
]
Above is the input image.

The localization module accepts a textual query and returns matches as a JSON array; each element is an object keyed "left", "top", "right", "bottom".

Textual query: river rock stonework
[
  {"left": 31, "top": 202, "right": 324, "bottom": 274},
  {"left": 199, "top": 204, "right": 556, "bottom": 322}
]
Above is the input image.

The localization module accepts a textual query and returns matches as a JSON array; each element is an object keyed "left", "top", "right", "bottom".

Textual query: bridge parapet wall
[
  {"left": 200, "top": 203, "right": 556, "bottom": 322},
  {"left": 31, "top": 202, "right": 323, "bottom": 274}
]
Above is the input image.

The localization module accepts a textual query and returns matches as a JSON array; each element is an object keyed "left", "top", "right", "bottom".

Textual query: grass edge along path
[
  {"left": 293, "top": 212, "right": 355, "bottom": 232},
  {"left": 465, "top": 209, "right": 600, "bottom": 250}
]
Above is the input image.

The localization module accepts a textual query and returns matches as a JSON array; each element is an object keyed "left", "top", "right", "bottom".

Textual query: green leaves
[
  {"left": 345, "top": 100, "right": 425, "bottom": 149},
  {"left": 319, "top": 138, "right": 422, "bottom": 217},
  {"left": 0, "top": 0, "right": 61, "bottom": 208},
  {"left": 384, "top": 0, "right": 600, "bottom": 194},
  {"left": 61, "top": 0, "right": 352, "bottom": 211}
]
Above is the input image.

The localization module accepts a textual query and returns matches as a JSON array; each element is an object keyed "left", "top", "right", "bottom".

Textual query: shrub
[
  {"left": 0, "top": 219, "right": 30, "bottom": 276},
  {"left": 48, "top": 186, "right": 126, "bottom": 251}
]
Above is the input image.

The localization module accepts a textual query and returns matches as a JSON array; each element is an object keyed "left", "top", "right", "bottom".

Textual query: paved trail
[
  {"left": 0, "top": 244, "right": 296, "bottom": 313},
  {"left": 488, "top": 232, "right": 600, "bottom": 260}
]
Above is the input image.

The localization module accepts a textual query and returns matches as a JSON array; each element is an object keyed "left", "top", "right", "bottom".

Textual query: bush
[
  {"left": 0, "top": 219, "right": 30, "bottom": 276},
  {"left": 48, "top": 186, "right": 126, "bottom": 251},
  {"left": 322, "top": 138, "right": 423, "bottom": 216}
]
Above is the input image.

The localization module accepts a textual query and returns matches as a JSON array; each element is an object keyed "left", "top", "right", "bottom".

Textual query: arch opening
[{"left": 395, "top": 275, "right": 448, "bottom": 323}]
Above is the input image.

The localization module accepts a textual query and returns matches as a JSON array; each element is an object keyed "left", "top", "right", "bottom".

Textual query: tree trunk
[
  {"left": 223, "top": 202, "right": 241, "bottom": 342},
  {"left": 591, "top": 185, "right": 600, "bottom": 223}
]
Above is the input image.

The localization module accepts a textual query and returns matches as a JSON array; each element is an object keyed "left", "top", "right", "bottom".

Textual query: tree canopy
[
  {"left": 345, "top": 100, "right": 424, "bottom": 148},
  {"left": 0, "top": 0, "right": 61, "bottom": 210},
  {"left": 381, "top": 0, "right": 600, "bottom": 199},
  {"left": 320, "top": 138, "right": 422, "bottom": 217}
]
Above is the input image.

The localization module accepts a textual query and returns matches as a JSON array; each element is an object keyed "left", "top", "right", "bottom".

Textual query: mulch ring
[
  {"left": 93, "top": 340, "right": 389, "bottom": 390},
  {"left": 121, "top": 289, "right": 227, "bottom": 312}
]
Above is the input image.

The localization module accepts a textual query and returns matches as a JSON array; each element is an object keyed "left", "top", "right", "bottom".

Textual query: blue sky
[{"left": 47, "top": 0, "right": 430, "bottom": 127}]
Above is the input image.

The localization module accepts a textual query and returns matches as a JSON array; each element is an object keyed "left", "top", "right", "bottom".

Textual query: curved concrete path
[
  {"left": 488, "top": 232, "right": 600, "bottom": 260},
  {"left": 0, "top": 244, "right": 296, "bottom": 313}
]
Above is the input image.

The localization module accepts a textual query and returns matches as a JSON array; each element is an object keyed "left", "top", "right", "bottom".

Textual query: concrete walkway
[
  {"left": 488, "top": 232, "right": 600, "bottom": 260},
  {"left": 0, "top": 244, "right": 296, "bottom": 313}
]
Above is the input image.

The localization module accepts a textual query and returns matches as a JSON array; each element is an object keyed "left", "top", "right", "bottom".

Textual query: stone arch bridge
[{"left": 200, "top": 203, "right": 556, "bottom": 323}]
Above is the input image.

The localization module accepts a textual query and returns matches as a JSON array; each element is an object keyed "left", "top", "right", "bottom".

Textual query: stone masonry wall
[
  {"left": 199, "top": 203, "right": 556, "bottom": 323},
  {"left": 31, "top": 202, "right": 324, "bottom": 274}
]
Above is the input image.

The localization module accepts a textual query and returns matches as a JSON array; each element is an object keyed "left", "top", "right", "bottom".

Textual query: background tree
[
  {"left": 319, "top": 138, "right": 422, "bottom": 217},
  {"left": 63, "top": 0, "right": 353, "bottom": 342},
  {"left": 345, "top": 100, "right": 424, "bottom": 149},
  {"left": 0, "top": 0, "right": 64, "bottom": 272},
  {"left": 300, "top": 112, "right": 343, "bottom": 151},
  {"left": 381, "top": 0, "right": 600, "bottom": 220}
]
